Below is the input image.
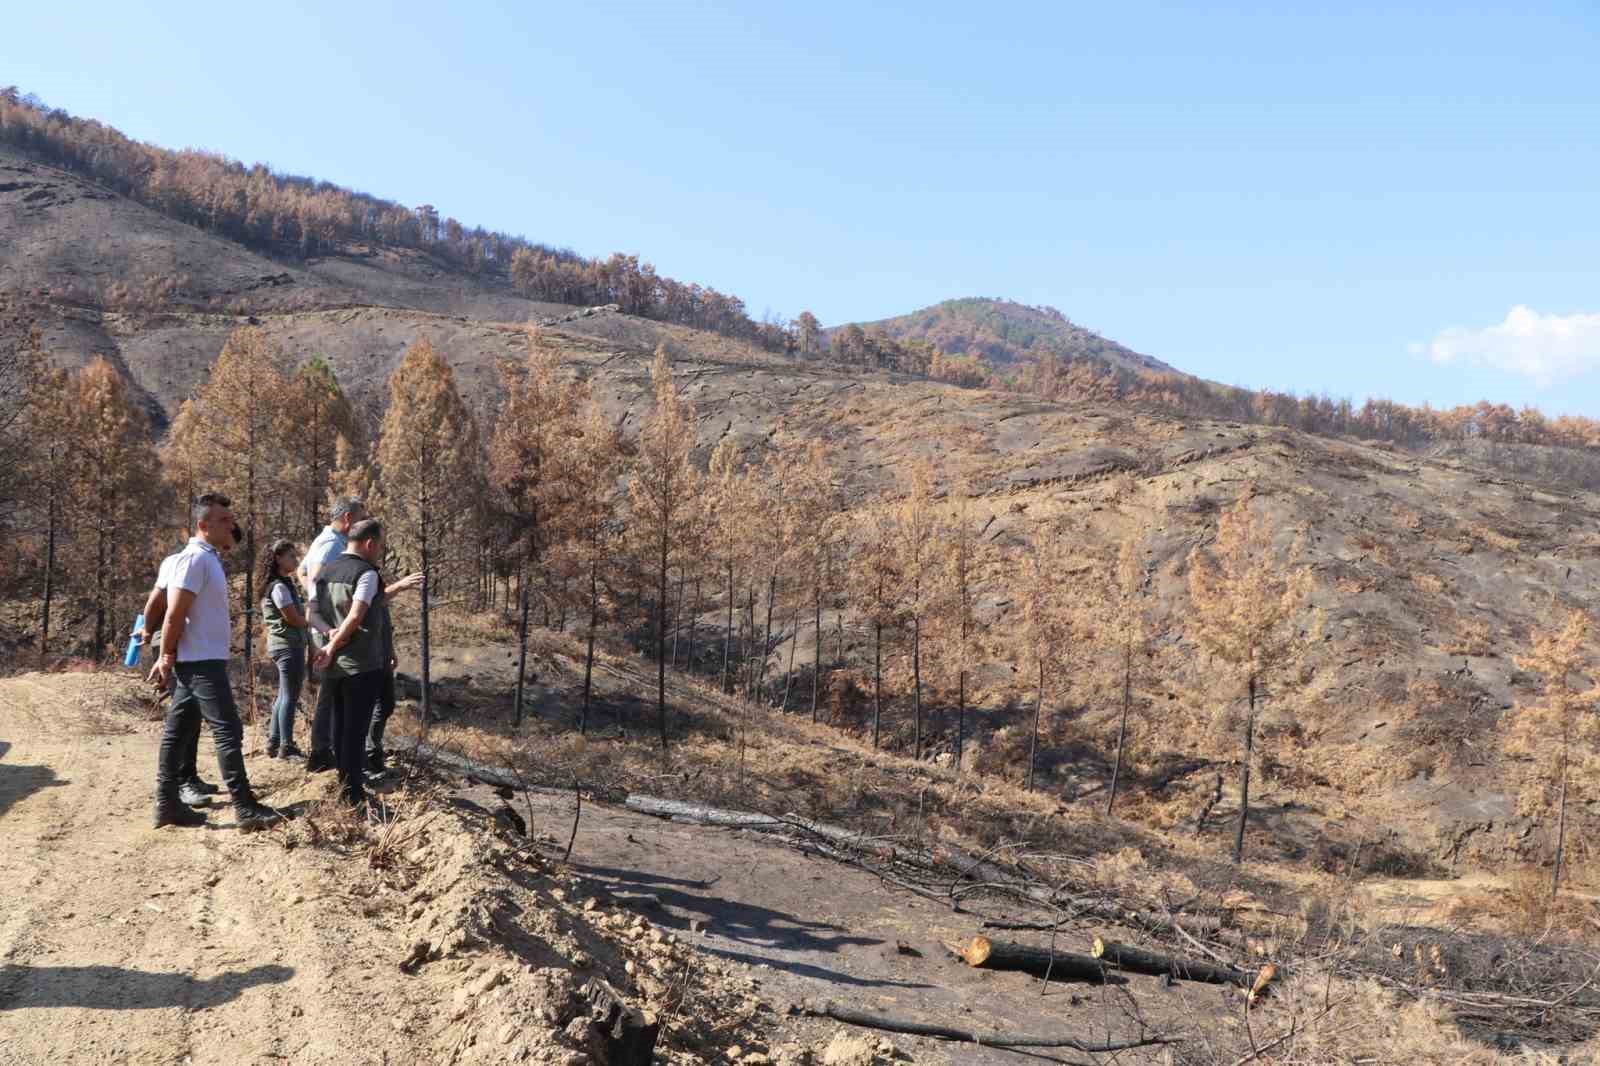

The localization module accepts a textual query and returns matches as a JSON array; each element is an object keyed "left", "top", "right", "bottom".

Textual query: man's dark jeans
[
  {"left": 366, "top": 668, "right": 395, "bottom": 760},
  {"left": 177, "top": 719, "right": 203, "bottom": 783},
  {"left": 157, "top": 660, "right": 252, "bottom": 804},
  {"left": 327, "top": 670, "right": 382, "bottom": 806},
  {"left": 269, "top": 647, "right": 306, "bottom": 750}
]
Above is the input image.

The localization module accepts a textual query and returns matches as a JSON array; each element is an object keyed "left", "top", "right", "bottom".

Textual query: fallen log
[
  {"left": 623, "top": 794, "right": 783, "bottom": 830},
  {"left": 623, "top": 794, "right": 1058, "bottom": 906},
  {"left": 794, "top": 1001, "right": 1173, "bottom": 1052},
  {"left": 1091, "top": 936, "right": 1252, "bottom": 987},
  {"left": 960, "top": 935, "right": 1108, "bottom": 984},
  {"left": 985, "top": 906, "right": 1222, "bottom": 937}
]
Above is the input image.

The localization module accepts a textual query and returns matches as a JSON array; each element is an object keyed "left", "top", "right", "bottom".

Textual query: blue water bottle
[{"left": 124, "top": 613, "right": 145, "bottom": 667}]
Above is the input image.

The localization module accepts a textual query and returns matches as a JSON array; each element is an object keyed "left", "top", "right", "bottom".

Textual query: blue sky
[{"left": 6, "top": 1, "right": 1599, "bottom": 412}]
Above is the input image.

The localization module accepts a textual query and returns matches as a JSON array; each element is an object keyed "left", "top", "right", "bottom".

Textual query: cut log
[
  {"left": 960, "top": 935, "right": 1108, "bottom": 984},
  {"left": 794, "top": 1000, "right": 1174, "bottom": 1051},
  {"left": 1091, "top": 937, "right": 1279, "bottom": 1003},
  {"left": 1090, "top": 936, "right": 1251, "bottom": 987}
]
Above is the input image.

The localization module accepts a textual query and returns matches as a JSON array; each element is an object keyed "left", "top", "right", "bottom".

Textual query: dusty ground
[{"left": 0, "top": 670, "right": 1204, "bottom": 1066}]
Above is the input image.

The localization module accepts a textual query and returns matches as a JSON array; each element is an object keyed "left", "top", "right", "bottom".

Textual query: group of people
[{"left": 143, "top": 494, "right": 421, "bottom": 829}]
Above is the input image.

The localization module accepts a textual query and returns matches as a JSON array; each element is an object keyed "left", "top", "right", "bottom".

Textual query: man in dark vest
[{"left": 310, "top": 518, "right": 392, "bottom": 810}]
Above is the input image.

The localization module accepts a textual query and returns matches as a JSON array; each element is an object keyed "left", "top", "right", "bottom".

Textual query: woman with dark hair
[{"left": 259, "top": 539, "right": 308, "bottom": 758}]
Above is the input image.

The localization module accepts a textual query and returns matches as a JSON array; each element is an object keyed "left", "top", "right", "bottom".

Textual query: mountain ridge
[{"left": 834, "top": 296, "right": 1180, "bottom": 378}]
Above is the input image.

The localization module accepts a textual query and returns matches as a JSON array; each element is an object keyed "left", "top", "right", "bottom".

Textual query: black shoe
[
  {"left": 178, "top": 783, "right": 212, "bottom": 807},
  {"left": 266, "top": 744, "right": 280, "bottom": 759},
  {"left": 281, "top": 744, "right": 306, "bottom": 760},
  {"left": 154, "top": 801, "right": 208, "bottom": 829},
  {"left": 184, "top": 776, "right": 221, "bottom": 795},
  {"left": 305, "top": 750, "right": 336, "bottom": 773},
  {"left": 235, "top": 800, "right": 287, "bottom": 832}
]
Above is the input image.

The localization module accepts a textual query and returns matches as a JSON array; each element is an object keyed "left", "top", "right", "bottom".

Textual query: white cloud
[{"left": 1419, "top": 306, "right": 1600, "bottom": 387}]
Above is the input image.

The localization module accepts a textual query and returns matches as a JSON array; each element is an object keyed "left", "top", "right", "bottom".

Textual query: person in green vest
[
  {"left": 258, "top": 539, "right": 309, "bottom": 759},
  {"left": 310, "top": 519, "right": 391, "bottom": 810}
]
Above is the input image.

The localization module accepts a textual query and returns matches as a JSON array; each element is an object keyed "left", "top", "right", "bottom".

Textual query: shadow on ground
[
  {"left": 580, "top": 863, "right": 931, "bottom": 990},
  {"left": 0, "top": 963, "right": 293, "bottom": 1010},
  {"left": 0, "top": 740, "right": 70, "bottom": 819}
]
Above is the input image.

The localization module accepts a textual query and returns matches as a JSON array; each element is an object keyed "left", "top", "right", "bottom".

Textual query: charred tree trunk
[
  {"left": 955, "top": 666, "right": 966, "bottom": 773},
  {"left": 1107, "top": 642, "right": 1133, "bottom": 815},
  {"left": 1233, "top": 673, "right": 1256, "bottom": 865},
  {"left": 721, "top": 561, "right": 734, "bottom": 695},
  {"left": 514, "top": 557, "right": 532, "bottom": 727},
  {"left": 419, "top": 511, "right": 433, "bottom": 730},
  {"left": 40, "top": 467, "right": 57, "bottom": 661},
  {"left": 655, "top": 527, "right": 669, "bottom": 752},
  {"left": 753, "top": 571, "right": 777, "bottom": 702},
  {"left": 581, "top": 555, "right": 598, "bottom": 736},
  {"left": 873, "top": 621, "right": 883, "bottom": 750},
  {"left": 780, "top": 608, "right": 799, "bottom": 712},
  {"left": 1027, "top": 660, "right": 1045, "bottom": 791},
  {"left": 912, "top": 611, "right": 923, "bottom": 760},
  {"left": 1554, "top": 734, "right": 1570, "bottom": 898},
  {"left": 811, "top": 580, "right": 822, "bottom": 723}
]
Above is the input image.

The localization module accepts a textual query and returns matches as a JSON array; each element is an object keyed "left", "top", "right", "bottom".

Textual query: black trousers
[
  {"left": 327, "top": 669, "right": 382, "bottom": 805},
  {"left": 157, "top": 660, "right": 251, "bottom": 804},
  {"left": 309, "top": 637, "right": 336, "bottom": 756},
  {"left": 177, "top": 720, "right": 203, "bottom": 782},
  {"left": 366, "top": 668, "right": 395, "bottom": 758}
]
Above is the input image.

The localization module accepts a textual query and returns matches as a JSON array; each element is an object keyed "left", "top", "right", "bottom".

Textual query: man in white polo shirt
[
  {"left": 149, "top": 492, "right": 284, "bottom": 831},
  {"left": 137, "top": 539, "right": 221, "bottom": 808}
]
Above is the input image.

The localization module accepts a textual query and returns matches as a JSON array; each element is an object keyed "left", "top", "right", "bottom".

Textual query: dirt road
[{"left": 1, "top": 671, "right": 1184, "bottom": 1065}]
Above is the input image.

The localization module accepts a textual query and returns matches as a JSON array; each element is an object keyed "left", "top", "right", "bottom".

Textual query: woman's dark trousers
[{"left": 269, "top": 648, "right": 305, "bottom": 751}]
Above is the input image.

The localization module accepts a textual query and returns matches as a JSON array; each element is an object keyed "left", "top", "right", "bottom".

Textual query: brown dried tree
[
  {"left": 1505, "top": 609, "right": 1599, "bottom": 896},
  {"left": 627, "top": 345, "right": 697, "bottom": 751},
  {"left": 1186, "top": 490, "right": 1314, "bottom": 865},
  {"left": 488, "top": 330, "right": 587, "bottom": 725},
  {"left": 376, "top": 338, "right": 485, "bottom": 726}
]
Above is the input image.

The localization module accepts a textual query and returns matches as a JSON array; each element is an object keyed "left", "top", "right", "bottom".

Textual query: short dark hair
[
  {"left": 330, "top": 497, "right": 365, "bottom": 521},
  {"left": 192, "top": 492, "right": 232, "bottom": 527},
  {"left": 348, "top": 518, "right": 383, "bottom": 544}
]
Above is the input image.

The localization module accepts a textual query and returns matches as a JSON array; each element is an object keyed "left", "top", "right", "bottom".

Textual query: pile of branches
[{"left": 1334, "top": 924, "right": 1600, "bottom": 1043}]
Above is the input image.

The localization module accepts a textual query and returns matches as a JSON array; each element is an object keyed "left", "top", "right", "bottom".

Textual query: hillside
[
  {"left": 837, "top": 297, "right": 1178, "bottom": 376},
  {"left": 4, "top": 115, "right": 1600, "bottom": 875},
  {"left": 10, "top": 94, "right": 1600, "bottom": 1062}
]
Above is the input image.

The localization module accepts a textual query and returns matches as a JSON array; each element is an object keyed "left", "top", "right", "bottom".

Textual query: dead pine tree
[
  {"left": 165, "top": 326, "right": 295, "bottom": 706},
  {"left": 890, "top": 461, "right": 937, "bottom": 759},
  {"left": 1018, "top": 518, "right": 1074, "bottom": 791},
  {"left": 852, "top": 508, "right": 900, "bottom": 750},
  {"left": 376, "top": 338, "right": 484, "bottom": 731},
  {"left": 23, "top": 361, "right": 70, "bottom": 661},
  {"left": 936, "top": 473, "right": 985, "bottom": 771},
  {"left": 567, "top": 399, "right": 624, "bottom": 736},
  {"left": 287, "top": 356, "right": 358, "bottom": 534},
  {"left": 65, "top": 360, "right": 162, "bottom": 657},
  {"left": 1104, "top": 533, "right": 1151, "bottom": 814},
  {"left": 1504, "top": 608, "right": 1600, "bottom": 897},
  {"left": 704, "top": 438, "right": 750, "bottom": 696},
  {"left": 1186, "top": 490, "right": 1314, "bottom": 865},
  {"left": 628, "top": 345, "right": 697, "bottom": 753},
  {"left": 488, "top": 330, "right": 586, "bottom": 727},
  {"left": 801, "top": 443, "right": 845, "bottom": 723}
]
